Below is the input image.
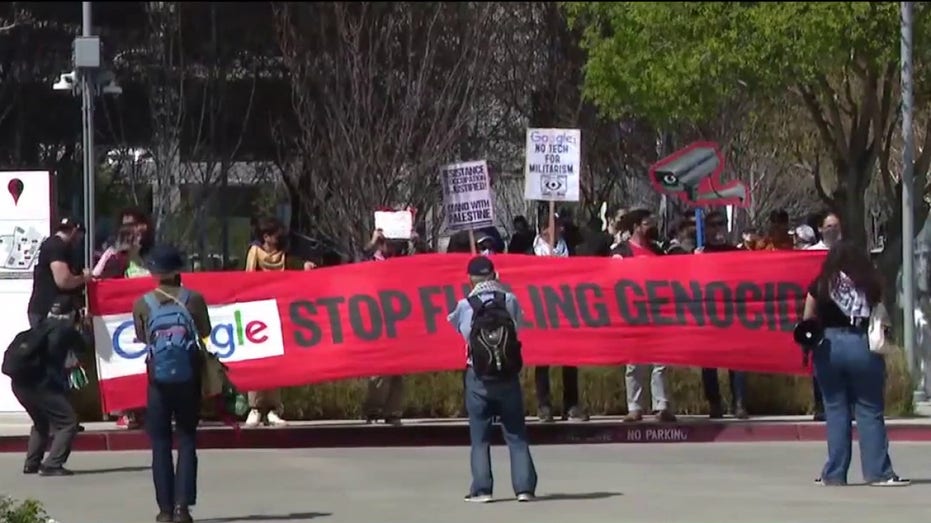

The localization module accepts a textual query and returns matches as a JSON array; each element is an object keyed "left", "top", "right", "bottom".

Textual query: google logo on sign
[{"left": 111, "top": 307, "right": 273, "bottom": 360}]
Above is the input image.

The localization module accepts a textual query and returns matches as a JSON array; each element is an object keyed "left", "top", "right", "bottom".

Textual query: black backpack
[
  {"left": 468, "top": 292, "right": 523, "bottom": 380},
  {"left": 1, "top": 327, "right": 47, "bottom": 380}
]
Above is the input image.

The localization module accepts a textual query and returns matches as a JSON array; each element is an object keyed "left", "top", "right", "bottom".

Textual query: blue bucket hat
[{"left": 145, "top": 244, "right": 186, "bottom": 275}]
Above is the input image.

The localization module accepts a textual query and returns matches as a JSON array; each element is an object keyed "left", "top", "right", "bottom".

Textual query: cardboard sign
[
  {"left": 523, "top": 128, "right": 581, "bottom": 202},
  {"left": 374, "top": 210, "right": 413, "bottom": 240},
  {"left": 440, "top": 160, "right": 494, "bottom": 232}
]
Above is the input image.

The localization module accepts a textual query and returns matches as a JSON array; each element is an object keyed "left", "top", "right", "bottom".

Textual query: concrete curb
[{"left": 2, "top": 420, "right": 931, "bottom": 452}]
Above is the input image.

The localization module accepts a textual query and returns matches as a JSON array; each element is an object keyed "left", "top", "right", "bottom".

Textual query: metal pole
[
  {"left": 901, "top": 2, "right": 923, "bottom": 401},
  {"left": 81, "top": 1, "right": 96, "bottom": 271}
]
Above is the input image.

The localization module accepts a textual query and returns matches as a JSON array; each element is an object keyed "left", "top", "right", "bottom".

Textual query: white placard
[
  {"left": 440, "top": 160, "right": 495, "bottom": 232},
  {"left": 374, "top": 210, "right": 413, "bottom": 240},
  {"left": 523, "top": 128, "right": 581, "bottom": 202}
]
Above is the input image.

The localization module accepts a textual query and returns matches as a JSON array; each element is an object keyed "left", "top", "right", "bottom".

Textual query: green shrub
[
  {"left": 0, "top": 496, "right": 48, "bottom": 523},
  {"left": 73, "top": 347, "right": 915, "bottom": 421}
]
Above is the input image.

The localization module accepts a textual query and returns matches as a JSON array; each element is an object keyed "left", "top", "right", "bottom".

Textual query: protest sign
[
  {"left": 374, "top": 210, "right": 413, "bottom": 239},
  {"left": 440, "top": 160, "right": 494, "bottom": 232},
  {"left": 523, "top": 128, "right": 581, "bottom": 202},
  {"left": 90, "top": 251, "right": 823, "bottom": 413}
]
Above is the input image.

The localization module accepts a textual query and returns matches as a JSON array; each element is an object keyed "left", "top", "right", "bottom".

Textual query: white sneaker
[
  {"left": 463, "top": 493, "right": 493, "bottom": 503},
  {"left": 870, "top": 476, "right": 911, "bottom": 487},
  {"left": 266, "top": 411, "right": 288, "bottom": 427},
  {"left": 517, "top": 493, "right": 535, "bottom": 502},
  {"left": 244, "top": 409, "right": 261, "bottom": 428}
]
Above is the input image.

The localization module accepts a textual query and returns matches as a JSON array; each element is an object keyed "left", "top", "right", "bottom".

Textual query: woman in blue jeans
[{"left": 802, "top": 241, "right": 909, "bottom": 487}]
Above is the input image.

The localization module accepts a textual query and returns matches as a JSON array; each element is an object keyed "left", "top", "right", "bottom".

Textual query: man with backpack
[
  {"left": 131, "top": 245, "right": 211, "bottom": 523},
  {"left": 447, "top": 256, "right": 537, "bottom": 503},
  {"left": 2, "top": 296, "right": 86, "bottom": 476}
]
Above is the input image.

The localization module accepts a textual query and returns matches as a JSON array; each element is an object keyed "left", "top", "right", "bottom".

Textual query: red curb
[{"left": 1, "top": 422, "right": 929, "bottom": 453}]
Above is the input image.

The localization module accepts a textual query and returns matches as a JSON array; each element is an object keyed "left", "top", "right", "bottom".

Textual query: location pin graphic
[{"left": 7, "top": 178, "right": 23, "bottom": 205}]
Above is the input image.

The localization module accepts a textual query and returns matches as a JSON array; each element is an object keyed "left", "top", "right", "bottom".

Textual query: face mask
[{"left": 822, "top": 228, "right": 841, "bottom": 246}]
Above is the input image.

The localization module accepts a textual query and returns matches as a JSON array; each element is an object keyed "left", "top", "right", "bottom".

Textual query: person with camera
[
  {"left": 4, "top": 296, "right": 87, "bottom": 477},
  {"left": 27, "top": 217, "right": 91, "bottom": 329},
  {"left": 448, "top": 256, "right": 536, "bottom": 503},
  {"left": 801, "top": 241, "right": 909, "bottom": 487},
  {"left": 611, "top": 209, "right": 675, "bottom": 422},
  {"left": 132, "top": 245, "right": 213, "bottom": 523}
]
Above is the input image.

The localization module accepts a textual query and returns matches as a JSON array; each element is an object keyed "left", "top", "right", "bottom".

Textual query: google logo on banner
[{"left": 108, "top": 299, "right": 285, "bottom": 363}]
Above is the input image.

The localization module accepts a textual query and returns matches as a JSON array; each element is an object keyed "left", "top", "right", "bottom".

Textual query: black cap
[
  {"left": 145, "top": 244, "right": 186, "bottom": 274},
  {"left": 467, "top": 255, "right": 495, "bottom": 277},
  {"left": 56, "top": 216, "right": 84, "bottom": 232}
]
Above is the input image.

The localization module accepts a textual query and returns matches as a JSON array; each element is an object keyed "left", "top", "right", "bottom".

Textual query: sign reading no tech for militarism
[
  {"left": 440, "top": 160, "right": 495, "bottom": 232},
  {"left": 523, "top": 128, "right": 581, "bottom": 202}
]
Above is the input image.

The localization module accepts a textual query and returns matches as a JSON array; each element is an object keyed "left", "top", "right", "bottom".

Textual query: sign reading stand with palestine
[
  {"left": 523, "top": 128, "right": 581, "bottom": 202},
  {"left": 440, "top": 160, "right": 495, "bottom": 232}
]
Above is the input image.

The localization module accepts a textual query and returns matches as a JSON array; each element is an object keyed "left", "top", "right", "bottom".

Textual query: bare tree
[{"left": 273, "top": 2, "right": 500, "bottom": 257}]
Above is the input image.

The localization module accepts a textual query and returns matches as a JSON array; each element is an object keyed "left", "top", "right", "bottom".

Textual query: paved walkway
[
  {"left": 1, "top": 443, "right": 928, "bottom": 523},
  {"left": 3, "top": 415, "right": 931, "bottom": 452}
]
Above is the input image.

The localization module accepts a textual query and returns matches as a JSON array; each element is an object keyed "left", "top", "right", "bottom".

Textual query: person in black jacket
[
  {"left": 695, "top": 211, "right": 749, "bottom": 418},
  {"left": 11, "top": 296, "right": 86, "bottom": 476}
]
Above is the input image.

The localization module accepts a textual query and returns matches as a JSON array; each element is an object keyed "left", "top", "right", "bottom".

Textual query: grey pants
[
  {"left": 12, "top": 383, "right": 78, "bottom": 469},
  {"left": 625, "top": 364, "right": 670, "bottom": 413},
  {"left": 363, "top": 376, "right": 405, "bottom": 418}
]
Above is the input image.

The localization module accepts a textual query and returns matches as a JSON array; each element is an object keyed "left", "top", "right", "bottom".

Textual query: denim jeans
[
  {"left": 701, "top": 369, "right": 747, "bottom": 408},
  {"left": 813, "top": 328, "right": 897, "bottom": 484},
  {"left": 464, "top": 368, "right": 537, "bottom": 496},
  {"left": 146, "top": 381, "right": 200, "bottom": 510}
]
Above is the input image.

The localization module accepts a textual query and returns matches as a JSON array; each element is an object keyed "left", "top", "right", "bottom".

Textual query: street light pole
[
  {"left": 900, "top": 1, "right": 923, "bottom": 401},
  {"left": 80, "top": 1, "right": 96, "bottom": 271}
]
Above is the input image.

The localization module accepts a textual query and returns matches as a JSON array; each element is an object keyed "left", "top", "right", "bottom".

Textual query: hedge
[{"left": 72, "top": 348, "right": 915, "bottom": 420}]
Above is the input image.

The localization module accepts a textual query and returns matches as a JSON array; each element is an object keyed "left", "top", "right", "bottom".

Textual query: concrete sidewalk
[
  {"left": 2, "top": 443, "right": 930, "bottom": 523},
  {"left": 2, "top": 414, "right": 931, "bottom": 452}
]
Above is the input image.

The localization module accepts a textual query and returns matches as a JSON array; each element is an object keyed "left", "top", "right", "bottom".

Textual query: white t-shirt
[{"left": 533, "top": 235, "right": 569, "bottom": 257}]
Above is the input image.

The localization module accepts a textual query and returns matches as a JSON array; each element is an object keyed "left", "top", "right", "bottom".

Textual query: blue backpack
[{"left": 144, "top": 289, "right": 199, "bottom": 384}]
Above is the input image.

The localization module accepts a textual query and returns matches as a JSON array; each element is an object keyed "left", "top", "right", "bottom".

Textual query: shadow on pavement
[
  {"left": 535, "top": 491, "right": 623, "bottom": 501},
  {"left": 72, "top": 465, "right": 151, "bottom": 475},
  {"left": 200, "top": 512, "right": 332, "bottom": 522}
]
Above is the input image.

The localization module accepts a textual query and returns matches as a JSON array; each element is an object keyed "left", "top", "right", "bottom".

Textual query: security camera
[
  {"left": 653, "top": 146, "right": 720, "bottom": 193},
  {"left": 53, "top": 72, "right": 77, "bottom": 91}
]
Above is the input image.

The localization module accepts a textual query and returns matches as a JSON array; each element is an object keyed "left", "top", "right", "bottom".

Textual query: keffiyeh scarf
[{"left": 829, "top": 271, "right": 872, "bottom": 320}]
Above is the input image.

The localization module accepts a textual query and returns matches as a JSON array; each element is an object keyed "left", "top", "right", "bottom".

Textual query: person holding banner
[
  {"left": 694, "top": 211, "right": 749, "bottom": 419},
  {"left": 532, "top": 214, "right": 588, "bottom": 422},
  {"left": 243, "top": 217, "right": 313, "bottom": 428},
  {"left": 611, "top": 209, "right": 676, "bottom": 423},
  {"left": 362, "top": 228, "right": 411, "bottom": 425}
]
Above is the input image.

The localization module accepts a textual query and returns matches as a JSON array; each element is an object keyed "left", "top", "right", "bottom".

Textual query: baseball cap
[
  {"left": 467, "top": 256, "right": 495, "bottom": 277},
  {"left": 56, "top": 216, "right": 85, "bottom": 232},
  {"left": 792, "top": 225, "right": 816, "bottom": 243}
]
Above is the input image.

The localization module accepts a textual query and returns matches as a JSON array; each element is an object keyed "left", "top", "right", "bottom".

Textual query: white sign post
[
  {"left": 523, "top": 128, "right": 581, "bottom": 248},
  {"left": 440, "top": 160, "right": 494, "bottom": 233}
]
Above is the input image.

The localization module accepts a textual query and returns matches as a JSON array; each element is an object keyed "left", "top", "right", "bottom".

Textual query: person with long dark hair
[{"left": 803, "top": 241, "right": 909, "bottom": 486}]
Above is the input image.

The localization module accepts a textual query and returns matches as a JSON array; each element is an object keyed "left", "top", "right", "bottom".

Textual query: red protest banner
[{"left": 89, "top": 251, "right": 823, "bottom": 413}]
